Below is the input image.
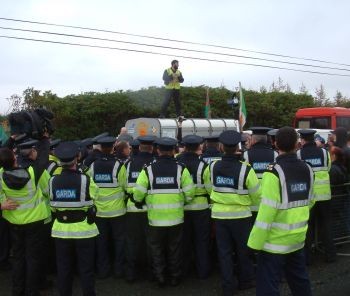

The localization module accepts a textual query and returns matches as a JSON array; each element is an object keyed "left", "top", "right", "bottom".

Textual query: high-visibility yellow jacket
[
  {"left": 164, "top": 68, "right": 183, "bottom": 90},
  {"left": 248, "top": 153, "right": 315, "bottom": 254},
  {"left": 47, "top": 154, "right": 62, "bottom": 176},
  {"left": 49, "top": 169, "right": 99, "bottom": 239},
  {"left": 297, "top": 143, "right": 331, "bottom": 201},
  {"left": 203, "top": 155, "right": 261, "bottom": 219},
  {"left": 88, "top": 156, "right": 127, "bottom": 218},
  {"left": 133, "top": 156, "right": 195, "bottom": 226},
  {"left": 0, "top": 166, "right": 50, "bottom": 225}
]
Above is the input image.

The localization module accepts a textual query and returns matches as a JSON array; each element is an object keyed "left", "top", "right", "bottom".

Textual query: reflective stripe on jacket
[
  {"left": 297, "top": 145, "right": 331, "bottom": 201},
  {"left": 248, "top": 153, "right": 315, "bottom": 254},
  {"left": 133, "top": 156, "right": 195, "bottom": 226},
  {"left": 88, "top": 157, "right": 127, "bottom": 218},
  {"left": 0, "top": 167, "right": 50, "bottom": 225},
  {"left": 49, "top": 170, "right": 99, "bottom": 239},
  {"left": 204, "top": 156, "right": 261, "bottom": 219}
]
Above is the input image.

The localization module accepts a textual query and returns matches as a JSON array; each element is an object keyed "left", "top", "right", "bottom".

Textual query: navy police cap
[
  {"left": 315, "top": 134, "right": 325, "bottom": 144},
  {"left": 250, "top": 127, "right": 273, "bottom": 135},
  {"left": 80, "top": 138, "right": 94, "bottom": 148},
  {"left": 156, "top": 137, "right": 177, "bottom": 151},
  {"left": 92, "top": 132, "right": 109, "bottom": 144},
  {"left": 130, "top": 139, "right": 140, "bottom": 147},
  {"left": 138, "top": 135, "right": 157, "bottom": 145},
  {"left": 182, "top": 134, "right": 203, "bottom": 146},
  {"left": 18, "top": 139, "right": 39, "bottom": 150},
  {"left": 219, "top": 130, "right": 242, "bottom": 147},
  {"left": 298, "top": 129, "right": 317, "bottom": 138},
  {"left": 267, "top": 129, "right": 278, "bottom": 137},
  {"left": 117, "top": 134, "right": 133, "bottom": 143},
  {"left": 50, "top": 138, "right": 61, "bottom": 150},
  {"left": 97, "top": 136, "right": 117, "bottom": 148},
  {"left": 204, "top": 135, "right": 220, "bottom": 142},
  {"left": 55, "top": 141, "right": 80, "bottom": 162}
]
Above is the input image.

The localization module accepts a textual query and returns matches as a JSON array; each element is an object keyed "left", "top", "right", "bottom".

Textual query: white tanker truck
[{"left": 125, "top": 118, "right": 240, "bottom": 139}]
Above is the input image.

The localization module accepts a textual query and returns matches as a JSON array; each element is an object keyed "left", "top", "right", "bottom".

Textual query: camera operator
[{"left": 0, "top": 108, "right": 53, "bottom": 295}]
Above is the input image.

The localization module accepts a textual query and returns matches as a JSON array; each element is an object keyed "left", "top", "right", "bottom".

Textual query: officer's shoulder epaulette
[
  {"left": 142, "top": 162, "right": 151, "bottom": 169},
  {"left": 267, "top": 162, "right": 276, "bottom": 171},
  {"left": 176, "top": 160, "right": 186, "bottom": 168},
  {"left": 264, "top": 162, "right": 280, "bottom": 177},
  {"left": 80, "top": 164, "right": 90, "bottom": 174},
  {"left": 240, "top": 160, "right": 251, "bottom": 167},
  {"left": 199, "top": 158, "right": 208, "bottom": 166}
]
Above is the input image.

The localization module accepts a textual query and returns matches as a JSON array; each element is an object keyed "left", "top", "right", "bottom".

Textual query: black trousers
[
  {"left": 183, "top": 209, "right": 211, "bottom": 279},
  {"left": 160, "top": 89, "right": 181, "bottom": 117},
  {"left": 125, "top": 212, "right": 151, "bottom": 280},
  {"left": 306, "top": 199, "right": 336, "bottom": 262},
  {"left": 95, "top": 215, "right": 126, "bottom": 277},
  {"left": 257, "top": 249, "right": 312, "bottom": 296},
  {"left": 0, "top": 217, "right": 10, "bottom": 265},
  {"left": 10, "top": 220, "right": 46, "bottom": 296},
  {"left": 215, "top": 218, "right": 255, "bottom": 296},
  {"left": 55, "top": 238, "right": 96, "bottom": 296},
  {"left": 147, "top": 224, "right": 183, "bottom": 281}
]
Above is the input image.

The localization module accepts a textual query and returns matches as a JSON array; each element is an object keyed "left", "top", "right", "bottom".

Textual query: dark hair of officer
[
  {"left": 158, "top": 148, "right": 174, "bottom": 157},
  {"left": 185, "top": 145, "right": 198, "bottom": 153},
  {"left": 0, "top": 147, "right": 16, "bottom": 170},
  {"left": 204, "top": 136, "right": 220, "bottom": 150},
  {"left": 138, "top": 136, "right": 156, "bottom": 153},
  {"left": 171, "top": 60, "right": 179, "bottom": 66},
  {"left": 276, "top": 127, "right": 298, "bottom": 153},
  {"left": 139, "top": 143, "right": 153, "bottom": 153}
]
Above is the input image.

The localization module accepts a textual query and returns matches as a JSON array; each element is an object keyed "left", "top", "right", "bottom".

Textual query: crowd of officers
[{"left": 0, "top": 124, "right": 346, "bottom": 296}]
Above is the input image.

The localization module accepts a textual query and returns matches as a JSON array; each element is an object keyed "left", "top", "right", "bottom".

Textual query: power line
[
  {"left": 1, "top": 16, "right": 349, "bottom": 68},
  {"left": 1, "top": 34, "right": 350, "bottom": 77},
  {"left": 1, "top": 25, "right": 350, "bottom": 73}
]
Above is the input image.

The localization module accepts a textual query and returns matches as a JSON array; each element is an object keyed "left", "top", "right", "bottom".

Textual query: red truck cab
[{"left": 294, "top": 107, "right": 350, "bottom": 130}]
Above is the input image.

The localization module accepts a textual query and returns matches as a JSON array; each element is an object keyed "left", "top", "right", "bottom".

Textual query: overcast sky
[{"left": 1, "top": 0, "right": 350, "bottom": 114}]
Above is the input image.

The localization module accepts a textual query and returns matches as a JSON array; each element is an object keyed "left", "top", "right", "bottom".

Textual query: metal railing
[{"left": 315, "top": 182, "right": 350, "bottom": 255}]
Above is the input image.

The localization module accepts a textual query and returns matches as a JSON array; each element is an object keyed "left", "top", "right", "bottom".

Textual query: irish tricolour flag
[{"left": 239, "top": 82, "right": 247, "bottom": 130}]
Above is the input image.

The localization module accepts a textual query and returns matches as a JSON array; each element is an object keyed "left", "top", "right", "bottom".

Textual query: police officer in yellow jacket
[
  {"left": 47, "top": 138, "right": 62, "bottom": 176},
  {"left": 160, "top": 60, "right": 184, "bottom": 118},
  {"left": 243, "top": 127, "right": 278, "bottom": 216},
  {"left": 133, "top": 137, "right": 195, "bottom": 287},
  {"left": 88, "top": 136, "right": 127, "bottom": 279},
  {"left": 297, "top": 129, "right": 335, "bottom": 263},
  {"left": 200, "top": 136, "right": 223, "bottom": 164},
  {"left": 176, "top": 134, "right": 211, "bottom": 279},
  {"left": 49, "top": 141, "right": 99, "bottom": 296},
  {"left": 203, "top": 130, "right": 260, "bottom": 296},
  {"left": 248, "top": 127, "right": 314, "bottom": 296},
  {"left": 124, "top": 135, "right": 156, "bottom": 282},
  {"left": 0, "top": 137, "right": 51, "bottom": 296}
]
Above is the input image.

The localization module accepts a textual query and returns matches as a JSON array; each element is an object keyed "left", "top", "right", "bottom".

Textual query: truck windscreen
[{"left": 296, "top": 116, "right": 331, "bottom": 129}]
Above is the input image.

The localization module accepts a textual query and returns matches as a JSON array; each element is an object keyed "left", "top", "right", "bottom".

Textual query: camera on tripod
[{"left": 8, "top": 108, "right": 54, "bottom": 140}]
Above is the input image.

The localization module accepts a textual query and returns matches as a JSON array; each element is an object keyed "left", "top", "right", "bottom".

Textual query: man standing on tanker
[{"left": 160, "top": 60, "right": 184, "bottom": 119}]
